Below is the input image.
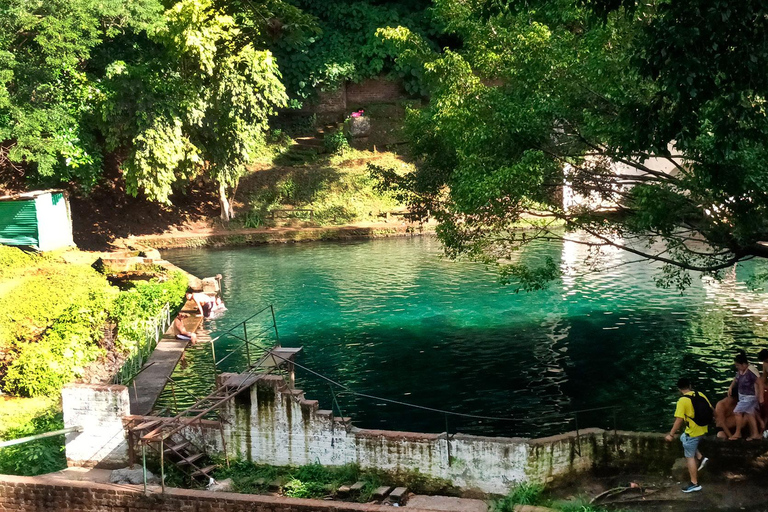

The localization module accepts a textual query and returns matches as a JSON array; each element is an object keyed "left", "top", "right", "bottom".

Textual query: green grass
[
  {"left": 492, "top": 484, "right": 627, "bottom": 512},
  {"left": 235, "top": 149, "right": 413, "bottom": 229},
  {"left": 493, "top": 482, "right": 546, "bottom": 512},
  {"left": 210, "top": 460, "right": 457, "bottom": 501}
]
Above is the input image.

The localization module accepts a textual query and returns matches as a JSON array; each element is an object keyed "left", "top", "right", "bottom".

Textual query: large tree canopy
[
  {"left": 0, "top": 0, "right": 290, "bottom": 219},
  {"left": 0, "top": 0, "right": 162, "bottom": 187},
  {"left": 100, "top": 0, "right": 287, "bottom": 219},
  {"left": 378, "top": 0, "right": 768, "bottom": 289}
]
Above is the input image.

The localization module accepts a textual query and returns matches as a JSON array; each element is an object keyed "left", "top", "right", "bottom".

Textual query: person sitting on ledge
[
  {"left": 728, "top": 351, "right": 764, "bottom": 440},
  {"left": 186, "top": 291, "right": 214, "bottom": 319},
  {"left": 714, "top": 393, "right": 738, "bottom": 439},
  {"left": 665, "top": 377, "right": 712, "bottom": 494},
  {"left": 173, "top": 313, "right": 197, "bottom": 343}
]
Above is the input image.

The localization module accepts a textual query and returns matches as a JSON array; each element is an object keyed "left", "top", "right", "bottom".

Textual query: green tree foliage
[
  {"left": 0, "top": 0, "right": 162, "bottom": 187},
  {"left": 270, "top": 0, "right": 437, "bottom": 105},
  {"left": 100, "top": 0, "right": 287, "bottom": 219},
  {"left": 377, "top": 0, "right": 768, "bottom": 289}
]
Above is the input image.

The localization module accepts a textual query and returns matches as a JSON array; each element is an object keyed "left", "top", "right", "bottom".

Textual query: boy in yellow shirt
[{"left": 665, "top": 378, "right": 712, "bottom": 493}]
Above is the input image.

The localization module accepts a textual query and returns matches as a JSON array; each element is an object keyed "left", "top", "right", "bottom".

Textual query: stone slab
[
  {"left": 372, "top": 486, "right": 392, "bottom": 501},
  {"left": 389, "top": 487, "right": 408, "bottom": 504},
  {"left": 406, "top": 496, "right": 488, "bottom": 512}
]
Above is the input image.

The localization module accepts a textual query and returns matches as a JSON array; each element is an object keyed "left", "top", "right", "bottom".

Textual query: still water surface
[{"left": 159, "top": 236, "right": 768, "bottom": 437}]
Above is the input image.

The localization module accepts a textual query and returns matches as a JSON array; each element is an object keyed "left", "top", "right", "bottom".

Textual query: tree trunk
[{"left": 219, "top": 182, "right": 231, "bottom": 223}]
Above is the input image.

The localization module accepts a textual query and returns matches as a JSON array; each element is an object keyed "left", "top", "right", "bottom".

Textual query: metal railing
[
  {"left": 113, "top": 303, "right": 172, "bottom": 385},
  {"left": 0, "top": 426, "right": 83, "bottom": 448},
  {"left": 209, "top": 304, "right": 280, "bottom": 374}
]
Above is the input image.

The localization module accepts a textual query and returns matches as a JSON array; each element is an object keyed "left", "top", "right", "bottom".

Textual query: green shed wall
[
  {"left": 0, "top": 192, "right": 74, "bottom": 251},
  {"left": 0, "top": 199, "right": 38, "bottom": 247}
]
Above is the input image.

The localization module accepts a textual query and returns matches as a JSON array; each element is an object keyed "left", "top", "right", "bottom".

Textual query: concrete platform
[
  {"left": 130, "top": 340, "right": 189, "bottom": 415},
  {"left": 406, "top": 496, "right": 488, "bottom": 512}
]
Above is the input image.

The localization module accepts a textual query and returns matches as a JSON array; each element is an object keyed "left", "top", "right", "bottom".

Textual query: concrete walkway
[{"left": 129, "top": 302, "right": 205, "bottom": 415}]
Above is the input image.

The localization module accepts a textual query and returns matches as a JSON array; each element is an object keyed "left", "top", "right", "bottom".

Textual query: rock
[
  {"left": 208, "top": 477, "right": 234, "bottom": 492},
  {"left": 109, "top": 465, "right": 159, "bottom": 485},
  {"left": 346, "top": 116, "right": 371, "bottom": 138},
  {"left": 138, "top": 248, "right": 162, "bottom": 261},
  {"left": 202, "top": 276, "right": 220, "bottom": 294},
  {"left": 350, "top": 481, "right": 366, "bottom": 494},
  {"left": 338, "top": 485, "right": 351, "bottom": 496},
  {"left": 671, "top": 457, "right": 688, "bottom": 472}
]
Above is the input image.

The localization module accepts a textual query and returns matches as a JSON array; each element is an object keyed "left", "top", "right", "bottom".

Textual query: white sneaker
[{"left": 698, "top": 457, "right": 709, "bottom": 471}]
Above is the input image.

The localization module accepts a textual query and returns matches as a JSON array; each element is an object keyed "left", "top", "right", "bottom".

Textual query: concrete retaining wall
[
  {"left": 216, "top": 375, "right": 678, "bottom": 493},
  {"left": 62, "top": 378, "right": 681, "bottom": 494}
]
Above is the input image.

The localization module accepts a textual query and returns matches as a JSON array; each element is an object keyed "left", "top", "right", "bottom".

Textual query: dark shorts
[
  {"left": 176, "top": 333, "right": 191, "bottom": 341},
  {"left": 202, "top": 302, "right": 213, "bottom": 318}
]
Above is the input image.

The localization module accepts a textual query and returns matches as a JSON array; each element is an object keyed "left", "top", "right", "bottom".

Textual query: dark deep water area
[{"left": 159, "top": 235, "right": 768, "bottom": 438}]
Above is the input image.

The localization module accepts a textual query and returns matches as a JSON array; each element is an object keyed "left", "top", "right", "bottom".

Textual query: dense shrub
[
  {"left": 0, "top": 245, "right": 37, "bottom": 279},
  {"left": 109, "top": 271, "right": 188, "bottom": 350},
  {"left": 0, "top": 264, "right": 114, "bottom": 346},
  {"left": 0, "top": 249, "right": 187, "bottom": 396},
  {"left": 323, "top": 129, "right": 350, "bottom": 154},
  {"left": 4, "top": 289, "right": 111, "bottom": 396}
]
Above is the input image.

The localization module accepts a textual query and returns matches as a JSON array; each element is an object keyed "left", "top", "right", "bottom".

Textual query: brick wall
[
  {"left": 301, "top": 86, "right": 347, "bottom": 114},
  {"left": 0, "top": 475, "right": 432, "bottom": 512},
  {"left": 296, "top": 76, "right": 407, "bottom": 115},
  {"left": 346, "top": 77, "right": 406, "bottom": 105}
]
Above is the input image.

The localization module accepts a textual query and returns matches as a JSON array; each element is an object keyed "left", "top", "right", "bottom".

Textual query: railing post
[
  {"left": 160, "top": 438, "right": 166, "bottom": 494},
  {"left": 211, "top": 340, "right": 217, "bottom": 373},
  {"left": 142, "top": 443, "right": 148, "bottom": 494},
  {"left": 244, "top": 322, "right": 251, "bottom": 367},
  {"left": 270, "top": 305, "right": 280, "bottom": 346},
  {"left": 171, "top": 380, "right": 179, "bottom": 415}
]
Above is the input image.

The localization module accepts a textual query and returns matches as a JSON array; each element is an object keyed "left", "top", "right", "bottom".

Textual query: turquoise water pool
[{"left": 159, "top": 235, "right": 768, "bottom": 437}]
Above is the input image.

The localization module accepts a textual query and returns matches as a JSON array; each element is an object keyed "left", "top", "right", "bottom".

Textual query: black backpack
[{"left": 685, "top": 391, "right": 714, "bottom": 427}]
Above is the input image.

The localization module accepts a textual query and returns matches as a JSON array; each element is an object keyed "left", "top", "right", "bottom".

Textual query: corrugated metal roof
[
  {"left": 0, "top": 199, "right": 39, "bottom": 247},
  {"left": 0, "top": 189, "right": 66, "bottom": 203}
]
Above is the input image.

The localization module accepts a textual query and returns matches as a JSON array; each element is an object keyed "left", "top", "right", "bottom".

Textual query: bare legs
[
  {"left": 730, "top": 412, "right": 761, "bottom": 440},
  {"left": 686, "top": 455, "right": 699, "bottom": 485}
]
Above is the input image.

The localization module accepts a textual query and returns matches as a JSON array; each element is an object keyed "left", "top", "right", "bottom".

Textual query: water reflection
[{"left": 157, "top": 235, "right": 768, "bottom": 437}]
